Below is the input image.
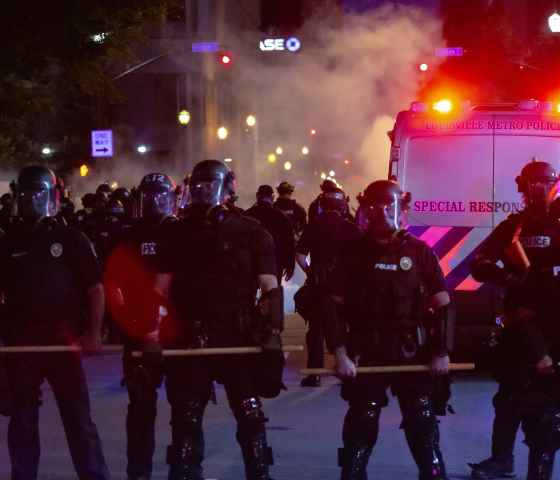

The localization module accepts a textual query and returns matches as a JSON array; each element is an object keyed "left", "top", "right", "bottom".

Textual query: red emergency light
[{"left": 433, "top": 99, "right": 453, "bottom": 114}]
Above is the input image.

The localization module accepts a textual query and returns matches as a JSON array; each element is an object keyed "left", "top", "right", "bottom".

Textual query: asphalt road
[{"left": 0, "top": 315, "right": 534, "bottom": 479}]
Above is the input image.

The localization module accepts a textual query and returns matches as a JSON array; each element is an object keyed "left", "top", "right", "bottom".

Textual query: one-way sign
[{"left": 91, "top": 130, "right": 113, "bottom": 158}]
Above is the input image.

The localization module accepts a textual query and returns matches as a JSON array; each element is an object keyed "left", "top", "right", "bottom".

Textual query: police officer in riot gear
[
  {"left": 155, "top": 160, "right": 284, "bottom": 480},
  {"left": 105, "top": 172, "right": 178, "bottom": 480},
  {"left": 274, "top": 181, "right": 307, "bottom": 239},
  {"left": 331, "top": 180, "right": 452, "bottom": 480},
  {"left": 469, "top": 159, "right": 560, "bottom": 479},
  {"left": 246, "top": 185, "right": 296, "bottom": 284},
  {"left": 296, "top": 186, "right": 360, "bottom": 387},
  {"left": 0, "top": 165, "right": 110, "bottom": 480}
]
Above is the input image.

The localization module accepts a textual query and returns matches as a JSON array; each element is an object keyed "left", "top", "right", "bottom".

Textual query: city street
[{"left": 0, "top": 315, "right": 531, "bottom": 480}]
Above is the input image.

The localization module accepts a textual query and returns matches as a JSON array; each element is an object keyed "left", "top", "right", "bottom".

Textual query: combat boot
[
  {"left": 240, "top": 432, "right": 274, "bottom": 480},
  {"left": 527, "top": 450, "right": 555, "bottom": 480},
  {"left": 339, "top": 445, "right": 372, "bottom": 480},
  {"left": 468, "top": 455, "right": 515, "bottom": 479}
]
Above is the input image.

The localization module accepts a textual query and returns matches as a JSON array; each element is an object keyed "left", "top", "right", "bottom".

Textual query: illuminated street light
[
  {"left": 550, "top": 12, "right": 560, "bottom": 32},
  {"left": 344, "top": 159, "right": 350, "bottom": 165},
  {"left": 137, "top": 145, "right": 148, "bottom": 154},
  {"left": 246, "top": 115, "right": 257, "bottom": 127},
  {"left": 302, "top": 146, "right": 310, "bottom": 155},
  {"left": 284, "top": 161, "right": 292, "bottom": 171},
  {"left": 329, "top": 170, "right": 336, "bottom": 177},
  {"left": 178, "top": 110, "right": 191, "bottom": 125},
  {"left": 267, "top": 153, "right": 277, "bottom": 164},
  {"left": 419, "top": 63, "right": 429, "bottom": 72},
  {"left": 310, "top": 129, "right": 317, "bottom": 136},
  {"left": 320, "top": 172, "right": 327, "bottom": 180},
  {"left": 41, "top": 146, "right": 52, "bottom": 155},
  {"left": 80, "top": 164, "right": 89, "bottom": 177},
  {"left": 110, "top": 181, "right": 119, "bottom": 190},
  {"left": 217, "top": 126, "right": 229, "bottom": 140},
  {"left": 224, "top": 158, "right": 233, "bottom": 163},
  {"left": 275, "top": 146, "right": 283, "bottom": 155}
]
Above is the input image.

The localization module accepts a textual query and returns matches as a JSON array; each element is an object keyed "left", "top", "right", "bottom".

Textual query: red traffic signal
[{"left": 218, "top": 51, "right": 233, "bottom": 66}]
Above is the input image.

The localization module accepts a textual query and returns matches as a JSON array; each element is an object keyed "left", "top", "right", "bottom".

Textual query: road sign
[
  {"left": 192, "top": 42, "right": 220, "bottom": 53},
  {"left": 435, "top": 47, "right": 464, "bottom": 57},
  {"left": 91, "top": 130, "right": 113, "bottom": 158}
]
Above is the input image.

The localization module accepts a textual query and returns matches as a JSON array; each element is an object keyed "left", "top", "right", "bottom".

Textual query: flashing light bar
[{"left": 433, "top": 99, "right": 453, "bottom": 114}]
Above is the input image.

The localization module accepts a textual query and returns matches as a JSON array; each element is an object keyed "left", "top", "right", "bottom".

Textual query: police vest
[{"left": 357, "top": 235, "right": 426, "bottom": 332}]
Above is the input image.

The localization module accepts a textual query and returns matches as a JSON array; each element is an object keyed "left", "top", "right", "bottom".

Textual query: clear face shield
[
  {"left": 139, "top": 187, "right": 175, "bottom": 219},
  {"left": 320, "top": 190, "right": 347, "bottom": 214},
  {"left": 524, "top": 179, "right": 558, "bottom": 215},
  {"left": 16, "top": 184, "right": 57, "bottom": 219},
  {"left": 358, "top": 193, "right": 402, "bottom": 236},
  {"left": 189, "top": 174, "right": 226, "bottom": 208}
]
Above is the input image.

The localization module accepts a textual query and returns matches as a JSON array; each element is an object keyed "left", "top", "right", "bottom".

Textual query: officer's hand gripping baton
[{"left": 301, "top": 363, "right": 475, "bottom": 375}]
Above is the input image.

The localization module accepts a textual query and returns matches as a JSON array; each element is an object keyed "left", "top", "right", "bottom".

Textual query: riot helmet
[
  {"left": 13, "top": 165, "right": 60, "bottom": 219},
  {"left": 357, "top": 180, "right": 409, "bottom": 236},
  {"left": 318, "top": 187, "right": 347, "bottom": 215},
  {"left": 111, "top": 187, "right": 130, "bottom": 203},
  {"left": 320, "top": 179, "right": 338, "bottom": 193},
  {"left": 96, "top": 183, "right": 113, "bottom": 196},
  {"left": 81, "top": 193, "right": 95, "bottom": 211},
  {"left": 107, "top": 198, "right": 125, "bottom": 217},
  {"left": 137, "top": 173, "right": 177, "bottom": 219},
  {"left": 256, "top": 185, "right": 274, "bottom": 203},
  {"left": 188, "top": 160, "right": 236, "bottom": 208},
  {"left": 516, "top": 159, "right": 558, "bottom": 216},
  {"left": 92, "top": 191, "right": 108, "bottom": 215},
  {"left": 277, "top": 181, "right": 295, "bottom": 196}
]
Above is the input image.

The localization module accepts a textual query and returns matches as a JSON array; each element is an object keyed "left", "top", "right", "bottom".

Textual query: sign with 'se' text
[{"left": 91, "top": 130, "right": 113, "bottom": 158}]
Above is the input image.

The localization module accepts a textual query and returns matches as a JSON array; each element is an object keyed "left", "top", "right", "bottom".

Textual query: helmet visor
[
  {"left": 17, "top": 187, "right": 52, "bottom": 218},
  {"left": 358, "top": 194, "right": 401, "bottom": 235},
  {"left": 525, "top": 179, "right": 558, "bottom": 214},
  {"left": 190, "top": 178, "right": 225, "bottom": 207},
  {"left": 140, "top": 187, "right": 174, "bottom": 218}
]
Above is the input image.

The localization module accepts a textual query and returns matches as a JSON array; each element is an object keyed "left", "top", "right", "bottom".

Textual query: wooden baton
[
  {"left": 0, "top": 345, "right": 303, "bottom": 356},
  {"left": 301, "top": 363, "right": 475, "bottom": 375},
  {"left": 130, "top": 345, "right": 304, "bottom": 358}
]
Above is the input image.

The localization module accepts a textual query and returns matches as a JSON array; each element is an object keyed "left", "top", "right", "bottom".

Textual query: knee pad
[
  {"left": 171, "top": 399, "right": 205, "bottom": 435},
  {"left": 235, "top": 397, "right": 268, "bottom": 440},
  {"left": 400, "top": 396, "right": 437, "bottom": 433},
  {"left": 344, "top": 400, "right": 381, "bottom": 445}
]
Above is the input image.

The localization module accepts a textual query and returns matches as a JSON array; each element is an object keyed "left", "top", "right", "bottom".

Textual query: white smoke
[{"left": 230, "top": 2, "right": 442, "bottom": 208}]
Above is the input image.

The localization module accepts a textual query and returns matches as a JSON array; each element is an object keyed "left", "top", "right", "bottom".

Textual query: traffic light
[{"left": 218, "top": 51, "right": 233, "bottom": 67}]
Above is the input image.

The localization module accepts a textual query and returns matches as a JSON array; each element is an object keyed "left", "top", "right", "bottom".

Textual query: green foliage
[{"left": 0, "top": 1, "right": 178, "bottom": 169}]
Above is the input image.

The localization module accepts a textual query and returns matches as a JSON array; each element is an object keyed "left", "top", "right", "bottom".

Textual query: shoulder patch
[{"left": 50, "top": 242, "right": 63, "bottom": 258}]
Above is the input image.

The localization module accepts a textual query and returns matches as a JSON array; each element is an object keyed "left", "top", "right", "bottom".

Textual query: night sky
[{"left": 341, "top": 0, "right": 440, "bottom": 13}]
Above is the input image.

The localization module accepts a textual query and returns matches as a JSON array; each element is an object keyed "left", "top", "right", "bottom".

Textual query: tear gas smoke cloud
[{"left": 231, "top": 2, "right": 442, "bottom": 208}]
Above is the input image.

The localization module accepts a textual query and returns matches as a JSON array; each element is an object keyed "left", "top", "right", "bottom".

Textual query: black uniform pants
[
  {"left": 341, "top": 371, "right": 445, "bottom": 479},
  {"left": 122, "top": 352, "right": 165, "bottom": 479},
  {"left": 165, "top": 354, "right": 268, "bottom": 467},
  {"left": 305, "top": 315, "right": 325, "bottom": 369},
  {"left": 6, "top": 352, "right": 110, "bottom": 480},
  {"left": 491, "top": 383, "right": 522, "bottom": 460}
]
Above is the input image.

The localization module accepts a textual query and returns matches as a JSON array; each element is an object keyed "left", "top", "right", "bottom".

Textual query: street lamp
[
  {"left": 41, "top": 146, "right": 52, "bottom": 155},
  {"left": 419, "top": 63, "right": 429, "bottom": 72},
  {"left": 246, "top": 115, "right": 257, "bottom": 127},
  {"left": 217, "top": 126, "right": 229, "bottom": 140},
  {"left": 178, "top": 110, "right": 191, "bottom": 125},
  {"left": 137, "top": 145, "right": 148, "bottom": 154},
  {"left": 320, "top": 172, "right": 327, "bottom": 179},
  {"left": 550, "top": 12, "right": 560, "bottom": 32},
  {"left": 302, "top": 146, "right": 310, "bottom": 156},
  {"left": 267, "top": 153, "right": 277, "bottom": 164},
  {"left": 275, "top": 146, "right": 283, "bottom": 155},
  {"left": 329, "top": 170, "right": 336, "bottom": 177},
  {"left": 284, "top": 161, "right": 292, "bottom": 171},
  {"left": 224, "top": 158, "right": 233, "bottom": 163},
  {"left": 310, "top": 129, "right": 317, "bottom": 136}
]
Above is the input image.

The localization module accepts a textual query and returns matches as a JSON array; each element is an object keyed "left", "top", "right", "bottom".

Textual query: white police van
[{"left": 389, "top": 99, "right": 560, "bottom": 358}]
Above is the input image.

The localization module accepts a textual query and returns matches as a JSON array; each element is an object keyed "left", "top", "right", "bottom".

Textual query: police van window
[
  {"left": 404, "top": 135, "right": 493, "bottom": 228},
  {"left": 493, "top": 135, "right": 560, "bottom": 226}
]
